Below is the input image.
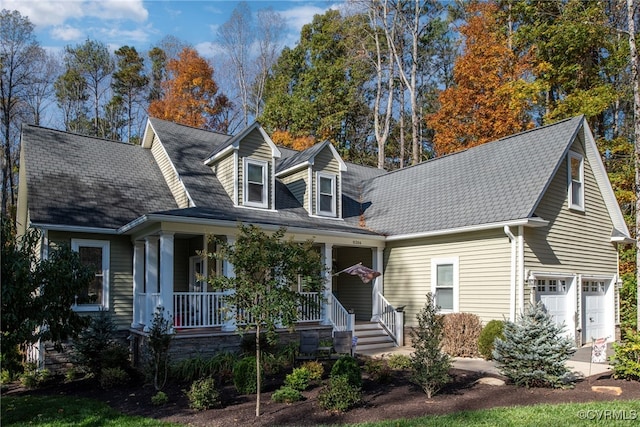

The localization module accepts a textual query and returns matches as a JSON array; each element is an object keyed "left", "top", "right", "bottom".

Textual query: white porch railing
[
  {"left": 174, "top": 292, "right": 226, "bottom": 328},
  {"left": 377, "top": 292, "right": 404, "bottom": 346},
  {"left": 135, "top": 291, "right": 323, "bottom": 330},
  {"left": 330, "top": 293, "right": 355, "bottom": 332}
]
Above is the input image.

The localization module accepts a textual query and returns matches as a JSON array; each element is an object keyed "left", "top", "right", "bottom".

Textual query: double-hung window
[
  {"left": 71, "top": 239, "right": 110, "bottom": 311},
  {"left": 431, "top": 257, "right": 459, "bottom": 312},
  {"left": 244, "top": 158, "right": 268, "bottom": 208},
  {"left": 317, "top": 173, "right": 336, "bottom": 217},
  {"left": 568, "top": 151, "right": 584, "bottom": 211}
]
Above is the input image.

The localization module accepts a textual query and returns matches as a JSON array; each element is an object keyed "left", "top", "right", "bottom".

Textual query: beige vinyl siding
[
  {"left": 525, "top": 134, "right": 618, "bottom": 275},
  {"left": 335, "top": 247, "right": 372, "bottom": 320},
  {"left": 48, "top": 231, "right": 133, "bottom": 331},
  {"left": 384, "top": 229, "right": 512, "bottom": 326},
  {"left": 238, "top": 128, "right": 274, "bottom": 208},
  {"left": 212, "top": 152, "right": 235, "bottom": 203},
  {"left": 280, "top": 169, "right": 309, "bottom": 209},
  {"left": 150, "top": 136, "right": 189, "bottom": 208},
  {"left": 312, "top": 147, "right": 340, "bottom": 216}
]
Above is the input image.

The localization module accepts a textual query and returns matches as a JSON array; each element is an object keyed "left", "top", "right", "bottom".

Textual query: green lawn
[{"left": 2, "top": 395, "right": 639, "bottom": 426}]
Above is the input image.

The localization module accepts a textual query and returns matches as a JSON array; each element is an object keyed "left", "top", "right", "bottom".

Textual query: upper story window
[
  {"left": 431, "top": 257, "right": 459, "bottom": 313},
  {"left": 317, "top": 173, "right": 336, "bottom": 217},
  {"left": 71, "top": 239, "right": 110, "bottom": 311},
  {"left": 244, "top": 158, "right": 268, "bottom": 208},
  {"left": 568, "top": 151, "right": 584, "bottom": 211}
]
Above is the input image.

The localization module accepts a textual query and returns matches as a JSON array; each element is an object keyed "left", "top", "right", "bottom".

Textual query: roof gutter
[
  {"left": 385, "top": 217, "right": 548, "bottom": 242},
  {"left": 118, "top": 213, "right": 386, "bottom": 241},
  {"left": 29, "top": 223, "right": 118, "bottom": 235}
]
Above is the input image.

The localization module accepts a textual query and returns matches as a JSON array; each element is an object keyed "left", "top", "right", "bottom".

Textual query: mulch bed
[{"left": 4, "top": 365, "right": 640, "bottom": 426}]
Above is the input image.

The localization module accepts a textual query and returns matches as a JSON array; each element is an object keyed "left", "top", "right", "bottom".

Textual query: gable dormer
[
  {"left": 204, "top": 122, "right": 281, "bottom": 209},
  {"left": 276, "top": 141, "right": 347, "bottom": 218}
]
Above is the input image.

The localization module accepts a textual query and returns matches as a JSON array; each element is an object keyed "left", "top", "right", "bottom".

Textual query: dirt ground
[{"left": 5, "top": 363, "right": 640, "bottom": 426}]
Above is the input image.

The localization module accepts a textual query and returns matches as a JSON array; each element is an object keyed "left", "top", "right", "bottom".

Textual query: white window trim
[
  {"left": 71, "top": 239, "right": 110, "bottom": 312},
  {"left": 431, "top": 257, "right": 459, "bottom": 313},
  {"left": 316, "top": 172, "right": 336, "bottom": 217},
  {"left": 243, "top": 158, "right": 268, "bottom": 208},
  {"left": 568, "top": 151, "right": 584, "bottom": 211}
]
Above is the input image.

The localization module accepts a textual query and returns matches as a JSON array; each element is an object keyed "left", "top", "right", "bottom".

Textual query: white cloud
[
  {"left": 1, "top": 0, "right": 148, "bottom": 27},
  {"left": 50, "top": 24, "right": 84, "bottom": 41},
  {"left": 195, "top": 41, "right": 224, "bottom": 59},
  {"left": 280, "top": 4, "right": 327, "bottom": 34}
]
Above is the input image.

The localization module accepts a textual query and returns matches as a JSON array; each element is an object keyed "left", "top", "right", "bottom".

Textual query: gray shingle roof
[
  {"left": 22, "top": 124, "right": 177, "bottom": 229},
  {"left": 360, "top": 116, "right": 584, "bottom": 236}
]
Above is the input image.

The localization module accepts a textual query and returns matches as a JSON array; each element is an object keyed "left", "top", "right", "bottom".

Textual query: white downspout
[
  {"left": 517, "top": 226, "right": 525, "bottom": 314},
  {"left": 504, "top": 226, "right": 516, "bottom": 321}
]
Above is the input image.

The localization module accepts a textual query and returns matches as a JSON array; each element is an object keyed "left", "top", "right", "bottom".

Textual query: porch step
[{"left": 353, "top": 321, "right": 396, "bottom": 352}]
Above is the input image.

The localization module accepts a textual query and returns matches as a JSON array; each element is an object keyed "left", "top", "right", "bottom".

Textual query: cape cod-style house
[{"left": 17, "top": 115, "right": 631, "bottom": 368}]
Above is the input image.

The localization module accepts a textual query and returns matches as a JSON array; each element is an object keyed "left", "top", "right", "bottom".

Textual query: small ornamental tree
[
  {"left": 209, "top": 224, "right": 325, "bottom": 417},
  {"left": 493, "top": 302, "right": 576, "bottom": 388},
  {"left": 410, "top": 293, "right": 451, "bottom": 398},
  {"left": 147, "top": 307, "right": 173, "bottom": 391}
]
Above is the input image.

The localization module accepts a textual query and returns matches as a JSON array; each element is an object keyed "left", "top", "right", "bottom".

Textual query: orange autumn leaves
[
  {"left": 149, "top": 47, "right": 230, "bottom": 132},
  {"left": 427, "top": 2, "right": 534, "bottom": 156}
]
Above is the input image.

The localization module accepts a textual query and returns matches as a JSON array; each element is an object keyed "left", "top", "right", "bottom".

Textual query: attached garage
[{"left": 581, "top": 278, "right": 614, "bottom": 344}]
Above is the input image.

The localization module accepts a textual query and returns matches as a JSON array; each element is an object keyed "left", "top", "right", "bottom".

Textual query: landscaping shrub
[
  {"left": 171, "top": 351, "right": 236, "bottom": 384},
  {"left": 478, "top": 320, "right": 504, "bottom": 360},
  {"left": 330, "top": 355, "right": 362, "bottom": 387},
  {"left": 285, "top": 366, "right": 312, "bottom": 391},
  {"left": 364, "top": 358, "right": 392, "bottom": 383},
  {"left": 72, "top": 311, "right": 127, "bottom": 379},
  {"left": 317, "top": 375, "right": 361, "bottom": 412},
  {"left": 493, "top": 302, "right": 575, "bottom": 388},
  {"left": 99, "top": 367, "right": 129, "bottom": 389},
  {"left": 151, "top": 391, "right": 169, "bottom": 406},
  {"left": 300, "top": 360, "right": 324, "bottom": 381},
  {"left": 19, "top": 364, "right": 51, "bottom": 389},
  {"left": 410, "top": 293, "right": 451, "bottom": 398},
  {"left": 387, "top": 354, "right": 411, "bottom": 370},
  {"left": 146, "top": 307, "right": 173, "bottom": 391},
  {"left": 611, "top": 329, "right": 640, "bottom": 381},
  {"left": 186, "top": 377, "right": 221, "bottom": 410},
  {"left": 271, "top": 386, "right": 303, "bottom": 403},
  {"left": 233, "top": 356, "right": 263, "bottom": 394},
  {"left": 442, "top": 312, "right": 482, "bottom": 357}
]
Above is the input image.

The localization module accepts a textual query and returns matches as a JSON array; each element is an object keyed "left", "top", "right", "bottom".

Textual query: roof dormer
[
  {"left": 204, "top": 122, "right": 281, "bottom": 209},
  {"left": 276, "top": 141, "right": 347, "bottom": 218}
]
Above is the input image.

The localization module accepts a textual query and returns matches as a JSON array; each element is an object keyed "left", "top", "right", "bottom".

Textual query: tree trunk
[
  {"left": 626, "top": 0, "right": 640, "bottom": 331},
  {"left": 255, "top": 323, "right": 261, "bottom": 417}
]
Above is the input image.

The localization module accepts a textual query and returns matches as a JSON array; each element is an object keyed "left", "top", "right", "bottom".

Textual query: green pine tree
[
  {"left": 410, "top": 293, "right": 451, "bottom": 398},
  {"left": 493, "top": 302, "right": 576, "bottom": 388}
]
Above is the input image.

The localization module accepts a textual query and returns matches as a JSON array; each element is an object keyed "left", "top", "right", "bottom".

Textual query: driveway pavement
[{"left": 357, "top": 343, "right": 614, "bottom": 378}]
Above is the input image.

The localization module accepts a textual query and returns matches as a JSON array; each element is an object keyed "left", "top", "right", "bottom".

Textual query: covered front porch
[{"left": 127, "top": 223, "right": 403, "bottom": 347}]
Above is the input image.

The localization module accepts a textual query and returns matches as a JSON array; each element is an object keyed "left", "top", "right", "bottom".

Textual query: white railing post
[
  {"left": 222, "top": 236, "right": 236, "bottom": 332},
  {"left": 321, "top": 243, "right": 333, "bottom": 325},
  {"left": 394, "top": 309, "right": 404, "bottom": 346},
  {"left": 371, "top": 246, "right": 384, "bottom": 321}
]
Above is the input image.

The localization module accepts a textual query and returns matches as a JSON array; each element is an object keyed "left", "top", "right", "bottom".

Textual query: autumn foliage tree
[
  {"left": 427, "top": 1, "right": 533, "bottom": 156},
  {"left": 148, "top": 47, "right": 231, "bottom": 132}
]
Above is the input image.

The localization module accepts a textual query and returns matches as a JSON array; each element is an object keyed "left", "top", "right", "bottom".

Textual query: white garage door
[
  {"left": 537, "top": 279, "right": 570, "bottom": 332},
  {"left": 582, "top": 280, "right": 607, "bottom": 342}
]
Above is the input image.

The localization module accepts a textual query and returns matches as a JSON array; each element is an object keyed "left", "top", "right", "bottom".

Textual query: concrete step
[{"left": 353, "top": 321, "right": 396, "bottom": 352}]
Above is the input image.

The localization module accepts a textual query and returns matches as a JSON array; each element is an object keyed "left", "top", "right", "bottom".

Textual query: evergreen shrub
[
  {"left": 317, "top": 375, "right": 361, "bottom": 412},
  {"left": 330, "top": 355, "right": 361, "bottom": 387},
  {"left": 410, "top": 293, "right": 451, "bottom": 398},
  {"left": 478, "top": 320, "right": 504, "bottom": 360},
  {"left": 493, "top": 302, "right": 576, "bottom": 388},
  {"left": 186, "top": 377, "right": 221, "bottom": 410},
  {"left": 233, "top": 356, "right": 263, "bottom": 394},
  {"left": 271, "top": 386, "right": 303, "bottom": 403},
  {"left": 285, "top": 366, "right": 312, "bottom": 391}
]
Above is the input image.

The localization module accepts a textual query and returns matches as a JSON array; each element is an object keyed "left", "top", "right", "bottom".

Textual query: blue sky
[{"left": 2, "top": 0, "right": 345, "bottom": 56}]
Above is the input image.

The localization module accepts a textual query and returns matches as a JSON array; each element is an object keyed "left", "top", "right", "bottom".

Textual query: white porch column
[
  {"left": 159, "top": 232, "right": 175, "bottom": 323},
  {"left": 371, "top": 246, "right": 384, "bottom": 322},
  {"left": 131, "top": 240, "right": 145, "bottom": 328},
  {"left": 144, "top": 236, "right": 159, "bottom": 330},
  {"left": 321, "top": 243, "right": 333, "bottom": 326},
  {"left": 222, "top": 236, "right": 236, "bottom": 332}
]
